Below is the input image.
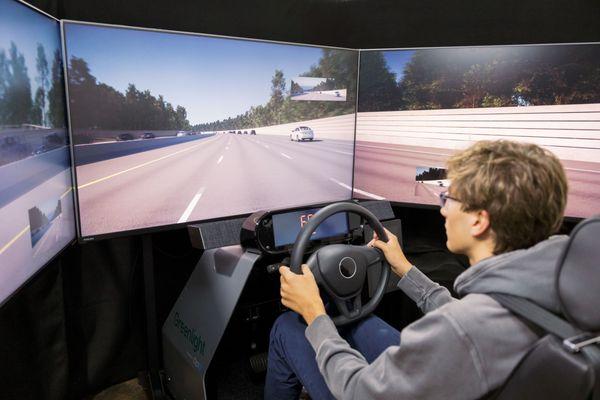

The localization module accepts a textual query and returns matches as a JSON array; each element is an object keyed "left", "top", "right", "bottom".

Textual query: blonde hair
[{"left": 446, "top": 140, "right": 568, "bottom": 254}]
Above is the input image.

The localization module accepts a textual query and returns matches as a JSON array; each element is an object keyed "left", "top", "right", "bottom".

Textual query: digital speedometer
[{"left": 240, "top": 204, "right": 351, "bottom": 255}]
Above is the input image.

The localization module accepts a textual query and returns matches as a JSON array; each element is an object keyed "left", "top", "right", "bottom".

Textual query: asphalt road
[
  {"left": 76, "top": 133, "right": 354, "bottom": 237},
  {"left": 353, "top": 141, "right": 600, "bottom": 219},
  {"left": 0, "top": 170, "right": 75, "bottom": 304}
]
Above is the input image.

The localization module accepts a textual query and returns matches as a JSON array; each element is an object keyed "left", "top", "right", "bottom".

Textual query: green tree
[
  {"left": 36, "top": 43, "right": 49, "bottom": 126},
  {"left": 358, "top": 51, "right": 402, "bottom": 112},
  {"left": 31, "top": 87, "right": 44, "bottom": 124},
  {"left": 48, "top": 49, "right": 65, "bottom": 128},
  {"left": 4, "top": 42, "right": 33, "bottom": 125},
  {"left": 0, "top": 50, "right": 9, "bottom": 124}
]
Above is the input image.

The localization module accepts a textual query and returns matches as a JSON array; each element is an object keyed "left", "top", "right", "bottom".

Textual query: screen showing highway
[
  {"left": 0, "top": 0, "right": 75, "bottom": 305},
  {"left": 354, "top": 45, "right": 600, "bottom": 218},
  {"left": 63, "top": 22, "right": 358, "bottom": 238}
]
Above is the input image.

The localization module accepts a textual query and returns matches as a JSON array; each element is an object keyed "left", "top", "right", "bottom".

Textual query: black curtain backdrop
[
  {"left": 1, "top": 0, "right": 598, "bottom": 398},
  {"left": 30, "top": 0, "right": 600, "bottom": 48}
]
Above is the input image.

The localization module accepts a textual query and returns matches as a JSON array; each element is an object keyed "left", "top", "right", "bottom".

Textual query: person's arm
[
  {"left": 305, "top": 309, "right": 488, "bottom": 400},
  {"left": 370, "top": 228, "right": 456, "bottom": 313},
  {"left": 397, "top": 265, "right": 456, "bottom": 313}
]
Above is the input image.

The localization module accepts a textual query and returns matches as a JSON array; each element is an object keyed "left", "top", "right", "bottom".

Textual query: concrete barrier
[
  {"left": 356, "top": 104, "right": 600, "bottom": 162},
  {"left": 74, "top": 133, "right": 216, "bottom": 165}
]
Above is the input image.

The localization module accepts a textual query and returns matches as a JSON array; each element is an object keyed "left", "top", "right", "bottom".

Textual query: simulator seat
[{"left": 487, "top": 216, "right": 600, "bottom": 400}]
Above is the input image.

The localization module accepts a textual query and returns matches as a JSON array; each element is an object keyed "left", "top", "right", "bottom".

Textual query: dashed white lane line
[
  {"left": 217, "top": 155, "right": 224, "bottom": 164},
  {"left": 79, "top": 136, "right": 220, "bottom": 189},
  {"left": 329, "top": 178, "right": 386, "bottom": 200},
  {"left": 178, "top": 187, "right": 206, "bottom": 223},
  {"left": 280, "top": 152, "right": 293, "bottom": 160},
  {"left": 225, "top": 146, "right": 229, "bottom": 150}
]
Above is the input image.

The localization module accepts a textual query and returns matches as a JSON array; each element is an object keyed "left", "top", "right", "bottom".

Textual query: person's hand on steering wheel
[
  {"left": 368, "top": 228, "right": 413, "bottom": 278},
  {"left": 279, "top": 264, "right": 326, "bottom": 325}
]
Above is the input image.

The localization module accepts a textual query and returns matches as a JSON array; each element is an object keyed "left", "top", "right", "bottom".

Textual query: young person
[{"left": 265, "top": 140, "right": 569, "bottom": 400}]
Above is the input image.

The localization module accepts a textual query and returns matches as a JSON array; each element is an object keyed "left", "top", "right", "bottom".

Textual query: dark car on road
[
  {"left": 243, "top": 130, "right": 248, "bottom": 135},
  {"left": 140, "top": 132, "right": 155, "bottom": 139},
  {"left": 115, "top": 133, "right": 135, "bottom": 141},
  {"left": 250, "top": 130, "right": 256, "bottom": 135},
  {"left": 237, "top": 131, "right": 242, "bottom": 134},
  {"left": 32, "top": 133, "right": 65, "bottom": 155}
]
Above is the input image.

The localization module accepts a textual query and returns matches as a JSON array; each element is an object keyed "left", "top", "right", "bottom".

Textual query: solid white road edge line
[{"left": 328, "top": 178, "right": 386, "bottom": 200}]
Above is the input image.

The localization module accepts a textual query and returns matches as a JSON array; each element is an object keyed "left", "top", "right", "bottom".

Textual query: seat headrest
[{"left": 556, "top": 216, "right": 600, "bottom": 332}]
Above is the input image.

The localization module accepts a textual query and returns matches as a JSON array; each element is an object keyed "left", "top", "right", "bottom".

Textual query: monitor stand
[{"left": 162, "top": 245, "right": 261, "bottom": 400}]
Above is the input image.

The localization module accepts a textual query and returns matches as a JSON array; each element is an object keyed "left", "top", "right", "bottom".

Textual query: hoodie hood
[{"left": 454, "top": 235, "right": 569, "bottom": 313}]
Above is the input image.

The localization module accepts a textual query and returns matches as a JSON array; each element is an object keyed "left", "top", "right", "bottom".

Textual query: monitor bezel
[{"left": 60, "top": 19, "right": 359, "bottom": 242}]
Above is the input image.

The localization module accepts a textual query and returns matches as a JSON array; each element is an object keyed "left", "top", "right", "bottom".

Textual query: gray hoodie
[{"left": 305, "top": 235, "right": 569, "bottom": 400}]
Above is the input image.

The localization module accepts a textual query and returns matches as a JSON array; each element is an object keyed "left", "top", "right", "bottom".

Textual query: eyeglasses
[{"left": 439, "top": 191, "right": 461, "bottom": 208}]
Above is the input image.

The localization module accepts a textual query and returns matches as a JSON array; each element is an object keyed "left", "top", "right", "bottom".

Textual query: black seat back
[{"left": 488, "top": 216, "right": 600, "bottom": 400}]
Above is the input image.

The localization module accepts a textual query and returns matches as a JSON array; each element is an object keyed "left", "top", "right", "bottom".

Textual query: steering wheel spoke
[
  {"left": 360, "top": 246, "right": 384, "bottom": 268},
  {"left": 333, "top": 295, "right": 362, "bottom": 320}
]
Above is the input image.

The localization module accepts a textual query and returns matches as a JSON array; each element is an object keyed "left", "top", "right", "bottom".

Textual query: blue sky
[
  {"left": 64, "top": 23, "right": 346, "bottom": 124},
  {"left": 382, "top": 50, "right": 415, "bottom": 82},
  {"left": 0, "top": 0, "right": 61, "bottom": 96}
]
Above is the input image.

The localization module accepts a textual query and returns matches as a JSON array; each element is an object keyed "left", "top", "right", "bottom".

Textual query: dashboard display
[{"left": 272, "top": 207, "right": 348, "bottom": 247}]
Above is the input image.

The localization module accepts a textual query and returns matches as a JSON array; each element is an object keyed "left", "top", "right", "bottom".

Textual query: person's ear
[{"left": 470, "top": 209, "right": 491, "bottom": 238}]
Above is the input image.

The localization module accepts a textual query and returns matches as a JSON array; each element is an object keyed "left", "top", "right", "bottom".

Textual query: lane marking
[
  {"left": 331, "top": 150, "right": 353, "bottom": 156},
  {"left": 353, "top": 188, "right": 386, "bottom": 200},
  {"left": 78, "top": 137, "right": 219, "bottom": 190},
  {"left": 265, "top": 145, "right": 270, "bottom": 149},
  {"left": 225, "top": 146, "right": 229, "bottom": 150},
  {"left": 178, "top": 187, "right": 206, "bottom": 223},
  {"left": 217, "top": 155, "right": 224, "bottom": 164},
  {"left": 280, "top": 152, "right": 293, "bottom": 160},
  {"left": 61, "top": 187, "right": 73, "bottom": 199},
  {"left": 329, "top": 178, "right": 386, "bottom": 200},
  {"left": 356, "top": 144, "right": 452, "bottom": 157},
  {"left": 0, "top": 225, "right": 29, "bottom": 256}
]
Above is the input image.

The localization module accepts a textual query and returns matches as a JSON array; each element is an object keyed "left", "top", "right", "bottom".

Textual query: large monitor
[
  {"left": 0, "top": 0, "right": 75, "bottom": 306},
  {"left": 63, "top": 21, "right": 358, "bottom": 239},
  {"left": 354, "top": 44, "right": 600, "bottom": 218}
]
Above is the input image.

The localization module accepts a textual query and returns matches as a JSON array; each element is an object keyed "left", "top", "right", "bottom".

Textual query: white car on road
[{"left": 290, "top": 126, "right": 314, "bottom": 141}]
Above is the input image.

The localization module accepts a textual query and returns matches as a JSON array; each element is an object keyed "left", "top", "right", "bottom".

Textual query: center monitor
[{"left": 63, "top": 21, "right": 358, "bottom": 239}]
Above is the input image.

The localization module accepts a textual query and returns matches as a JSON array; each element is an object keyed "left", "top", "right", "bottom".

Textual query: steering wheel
[{"left": 289, "top": 202, "right": 390, "bottom": 326}]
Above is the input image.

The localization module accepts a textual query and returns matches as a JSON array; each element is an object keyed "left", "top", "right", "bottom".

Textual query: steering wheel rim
[{"left": 289, "top": 201, "right": 390, "bottom": 326}]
